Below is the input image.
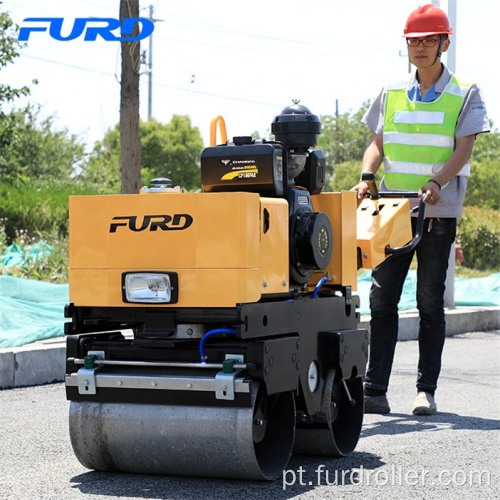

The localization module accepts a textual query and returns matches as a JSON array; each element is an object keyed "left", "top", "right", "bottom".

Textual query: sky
[{"left": 1, "top": 0, "right": 498, "bottom": 152}]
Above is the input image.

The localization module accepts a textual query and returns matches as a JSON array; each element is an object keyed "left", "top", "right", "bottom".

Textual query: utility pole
[
  {"left": 431, "top": 0, "right": 456, "bottom": 71},
  {"left": 433, "top": 0, "right": 458, "bottom": 307},
  {"left": 145, "top": 5, "right": 163, "bottom": 120},
  {"left": 147, "top": 4, "right": 153, "bottom": 120},
  {"left": 447, "top": 0, "right": 457, "bottom": 72}
]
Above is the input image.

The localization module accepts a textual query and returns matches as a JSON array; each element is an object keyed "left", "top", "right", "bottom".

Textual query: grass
[{"left": 454, "top": 266, "right": 498, "bottom": 279}]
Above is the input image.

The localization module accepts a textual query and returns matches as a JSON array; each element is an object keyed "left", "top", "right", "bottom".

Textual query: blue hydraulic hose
[
  {"left": 312, "top": 277, "right": 328, "bottom": 299},
  {"left": 199, "top": 328, "right": 237, "bottom": 363}
]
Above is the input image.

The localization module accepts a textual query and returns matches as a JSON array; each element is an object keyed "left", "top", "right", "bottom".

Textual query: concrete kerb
[
  {"left": 0, "top": 336, "right": 67, "bottom": 390},
  {"left": 1, "top": 306, "right": 499, "bottom": 390},
  {"left": 359, "top": 305, "right": 500, "bottom": 340}
]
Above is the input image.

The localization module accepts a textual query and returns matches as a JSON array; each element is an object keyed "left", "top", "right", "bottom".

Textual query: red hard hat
[{"left": 404, "top": 4, "right": 453, "bottom": 37}]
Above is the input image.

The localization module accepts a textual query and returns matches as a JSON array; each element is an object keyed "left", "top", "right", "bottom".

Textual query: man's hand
[
  {"left": 350, "top": 181, "right": 370, "bottom": 202},
  {"left": 420, "top": 180, "right": 442, "bottom": 205}
]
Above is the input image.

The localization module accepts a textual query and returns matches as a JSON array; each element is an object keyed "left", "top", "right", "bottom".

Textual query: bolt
[
  {"left": 187, "top": 383, "right": 193, "bottom": 389},
  {"left": 283, "top": 280, "right": 288, "bottom": 287},
  {"left": 221, "top": 385, "right": 228, "bottom": 392},
  {"left": 83, "top": 379, "right": 89, "bottom": 386},
  {"left": 117, "top": 380, "right": 123, "bottom": 386},
  {"left": 263, "top": 281, "right": 268, "bottom": 288},
  {"left": 186, "top": 328, "right": 193, "bottom": 336},
  {"left": 151, "top": 381, "right": 158, "bottom": 387},
  {"left": 255, "top": 418, "right": 264, "bottom": 426}
]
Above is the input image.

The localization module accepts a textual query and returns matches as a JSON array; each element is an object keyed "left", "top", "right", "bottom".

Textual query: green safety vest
[{"left": 382, "top": 75, "right": 472, "bottom": 191}]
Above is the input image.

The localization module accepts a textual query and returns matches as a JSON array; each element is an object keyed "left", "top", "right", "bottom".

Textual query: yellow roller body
[
  {"left": 69, "top": 192, "right": 289, "bottom": 307},
  {"left": 63, "top": 106, "right": 415, "bottom": 482},
  {"left": 309, "top": 190, "right": 358, "bottom": 290},
  {"left": 356, "top": 196, "right": 412, "bottom": 269}
]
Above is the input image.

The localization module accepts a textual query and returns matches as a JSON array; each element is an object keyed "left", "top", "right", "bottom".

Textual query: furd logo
[{"left": 18, "top": 17, "right": 155, "bottom": 42}]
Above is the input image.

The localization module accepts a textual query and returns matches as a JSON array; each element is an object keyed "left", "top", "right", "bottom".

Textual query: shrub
[
  {"left": 0, "top": 179, "right": 103, "bottom": 243},
  {"left": 457, "top": 207, "right": 500, "bottom": 270},
  {"left": 464, "top": 159, "right": 500, "bottom": 210},
  {"left": 326, "top": 160, "right": 384, "bottom": 193},
  {"left": 0, "top": 221, "right": 69, "bottom": 283}
]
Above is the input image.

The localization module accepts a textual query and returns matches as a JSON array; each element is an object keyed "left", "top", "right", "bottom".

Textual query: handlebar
[
  {"left": 360, "top": 173, "right": 426, "bottom": 255},
  {"left": 385, "top": 195, "right": 426, "bottom": 255}
]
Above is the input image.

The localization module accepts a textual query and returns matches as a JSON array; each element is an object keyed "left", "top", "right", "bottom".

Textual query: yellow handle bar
[{"left": 210, "top": 116, "right": 227, "bottom": 147}]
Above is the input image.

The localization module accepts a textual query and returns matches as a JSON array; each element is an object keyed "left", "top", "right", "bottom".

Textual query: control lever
[
  {"left": 385, "top": 195, "right": 426, "bottom": 255},
  {"left": 361, "top": 172, "right": 379, "bottom": 200},
  {"left": 359, "top": 173, "right": 427, "bottom": 255}
]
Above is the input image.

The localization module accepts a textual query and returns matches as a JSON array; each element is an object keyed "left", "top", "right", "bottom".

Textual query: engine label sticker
[{"left": 220, "top": 159, "right": 259, "bottom": 180}]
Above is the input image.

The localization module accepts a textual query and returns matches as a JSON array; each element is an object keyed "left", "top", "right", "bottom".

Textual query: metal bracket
[
  {"left": 77, "top": 351, "right": 105, "bottom": 395},
  {"left": 215, "top": 369, "right": 242, "bottom": 400},
  {"left": 215, "top": 354, "right": 244, "bottom": 400}
]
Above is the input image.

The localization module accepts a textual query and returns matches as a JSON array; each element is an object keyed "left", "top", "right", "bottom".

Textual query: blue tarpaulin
[
  {"left": 1, "top": 242, "right": 53, "bottom": 267},
  {"left": 0, "top": 276, "right": 68, "bottom": 349},
  {"left": 0, "top": 273, "right": 499, "bottom": 349},
  {"left": 356, "top": 270, "right": 500, "bottom": 314}
]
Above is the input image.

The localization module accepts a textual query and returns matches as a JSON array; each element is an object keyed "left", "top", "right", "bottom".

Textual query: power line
[
  {"left": 144, "top": 4, "right": 164, "bottom": 120},
  {"left": 20, "top": 53, "right": 115, "bottom": 77},
  {"left": 18, "top": 53, "right": 279, "bottom": 108}
]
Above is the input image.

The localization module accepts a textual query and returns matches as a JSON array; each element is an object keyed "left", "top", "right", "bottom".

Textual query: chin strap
[{"left": 432, "top": 34, "right": 447, "bottom": 66}]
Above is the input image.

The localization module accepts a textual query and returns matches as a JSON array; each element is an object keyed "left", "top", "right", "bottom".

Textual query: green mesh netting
[
  {"left": 1, "top": 273, "right": 498, "bottom": 349},
  {"left": 0, "top": 276, "right": 68, "bottom": 349},
  {"left": 356, "top": 270, "right": 500, "bottom": 315}
]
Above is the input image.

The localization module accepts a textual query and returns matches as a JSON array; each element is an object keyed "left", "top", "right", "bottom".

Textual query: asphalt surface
[{"left": 1, "top": 331, "right": 499, "bottom": 500}]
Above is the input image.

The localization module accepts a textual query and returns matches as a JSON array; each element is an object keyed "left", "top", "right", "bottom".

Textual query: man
[{"left": 351, "top": 4, "right": 489, "bottom": 415}]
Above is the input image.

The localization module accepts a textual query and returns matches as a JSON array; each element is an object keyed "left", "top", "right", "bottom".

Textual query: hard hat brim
[{"left": 403, "top": 30, "right": 453, "bottom": 37}]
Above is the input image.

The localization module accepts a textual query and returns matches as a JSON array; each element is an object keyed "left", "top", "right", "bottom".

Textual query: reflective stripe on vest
[{"left": 382, "top": 75, "right": 471, "bottom": 190}]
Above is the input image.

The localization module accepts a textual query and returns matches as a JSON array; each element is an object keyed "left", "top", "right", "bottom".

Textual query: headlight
[{"left": 122, "top": 272, "right": 178, "bottom": 304}]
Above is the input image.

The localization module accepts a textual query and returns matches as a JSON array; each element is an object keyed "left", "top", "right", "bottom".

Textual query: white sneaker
[{"left": 412, "top": 391, "right": 437, "bottom": 415}]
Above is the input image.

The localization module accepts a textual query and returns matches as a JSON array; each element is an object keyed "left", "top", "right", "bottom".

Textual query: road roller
[{"left": 64, "top": 102, "right": 421, "bottom": 480}]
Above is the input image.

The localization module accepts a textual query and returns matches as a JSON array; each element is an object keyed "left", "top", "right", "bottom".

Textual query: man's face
[{"left": 407, "top": 36, "right": 450, "bottom": 69}]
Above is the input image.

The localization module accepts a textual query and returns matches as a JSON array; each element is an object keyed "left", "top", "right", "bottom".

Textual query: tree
[
  {"left": 82, "top": 115, "right": 204, "bottom": 192},
  {"left": 317, "top": 102, "right": 373, "bottom": 186},
  {"left": 464, "top": 159, "right": 500, "bottom": 210},
  {"left": 1, "top": 5, "right": 39, "bottom": 175},
  {"left": 464, "top": 123, "right": 500, "bottom": 209},
  {"left": 120, "top": 0, "right": 142, "bottom": 194},
  {"left": 0, "top": 106, "right": 86, "bottom": 182},
  {"left": 470, "top": 122, "right": 500, "bottom": 163},
  {"left": 0, "top": 6, "right": 33, "bottom": 109}
]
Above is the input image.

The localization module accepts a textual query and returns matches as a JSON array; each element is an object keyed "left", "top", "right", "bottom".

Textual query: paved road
[{"left": 1, "top": 331, "right": 499, "bottom": 500}]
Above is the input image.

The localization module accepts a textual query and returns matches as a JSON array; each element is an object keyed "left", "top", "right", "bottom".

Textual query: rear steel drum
[{"left": 294, "top": 371, "right": 364, "bottom": 457}]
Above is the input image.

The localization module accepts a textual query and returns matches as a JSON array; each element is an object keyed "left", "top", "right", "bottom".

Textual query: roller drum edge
[
  {"left": 69, "top": 392, "right": 295, "bottom": 481},
  {"left": 293, "top": 376, "right": 364, "bottom": 457}
]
